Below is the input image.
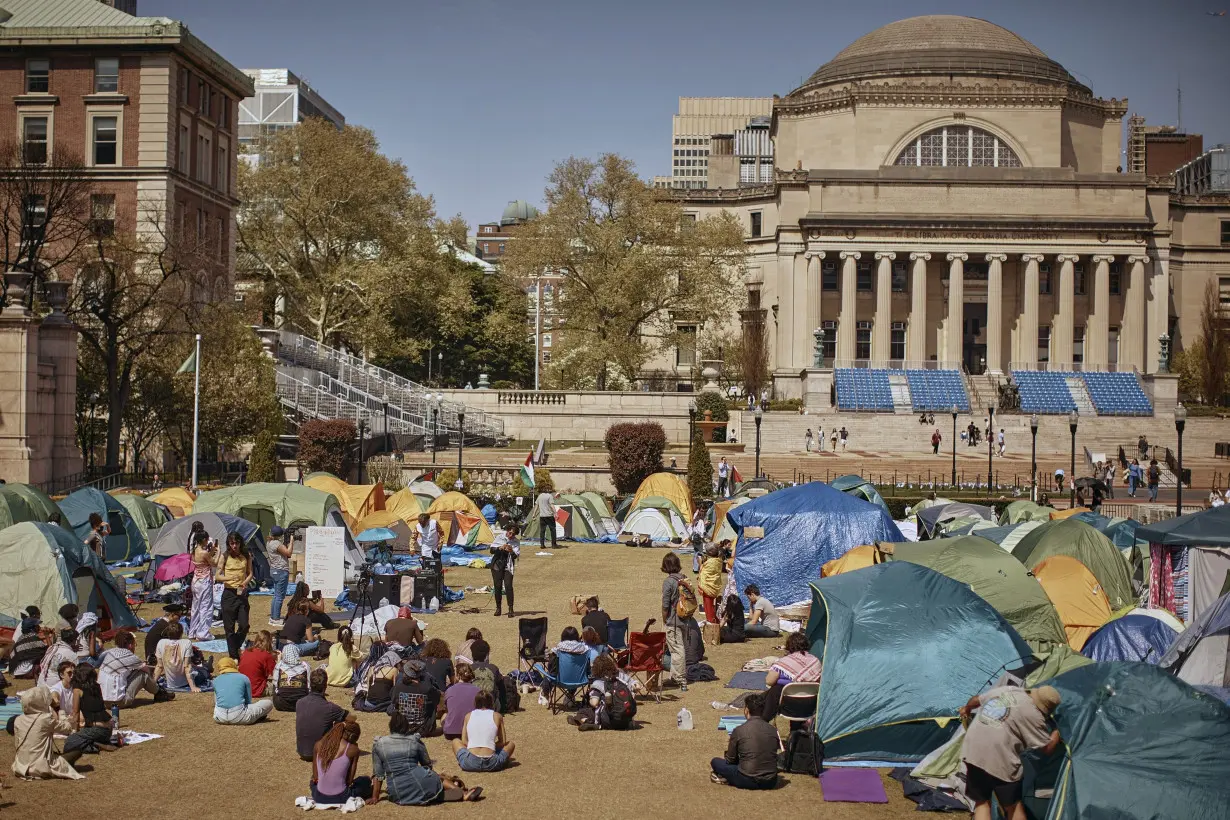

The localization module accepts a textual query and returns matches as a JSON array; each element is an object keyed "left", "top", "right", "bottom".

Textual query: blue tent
[
  {"left": 59, "top": 487, "right": 149, "bottom": 562},
  {"left": 1081, "top": 614, "right": 1177, "bottom": 664},
  {"left": 805, "top": 562, "right": 1032, "bottom": 765},
  {"left": 1071, "top": 511, "right": 1144, "bottom": 551},
  {"left": 729, "top": 482, "right": 903, "bottom": 608}
]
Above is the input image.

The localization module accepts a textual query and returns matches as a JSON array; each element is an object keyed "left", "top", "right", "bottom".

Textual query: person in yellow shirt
[
  {"left": 697, "top": 544, "right": 726, "bottom": 624},
  {"left": 215, "top": 532, "right": 253, "bottom": 660},
  {"left": 326, "top": 627, "right": 362, "bottom": 688}
]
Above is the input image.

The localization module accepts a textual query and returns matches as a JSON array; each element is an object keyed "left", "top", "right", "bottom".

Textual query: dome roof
[
  {"left": 798, "top": 16, "right": 1082, "bottom": 92},
  {"left": 500, "top": 200, "right": 540, "bottom": 225}
]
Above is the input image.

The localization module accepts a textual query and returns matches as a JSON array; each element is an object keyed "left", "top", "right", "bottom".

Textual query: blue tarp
[
  {"left": 1072, "top": 511, "right": 1144, "bottom": 551},
  {"left": 1081, "top": 614, "right": 1177, "bottom": 664},
  {"left": 729, "top": 481, "right": 903, "bottom": 608},
  {"left": 59, "top": 487, "right": 149, "bottom": 562}
]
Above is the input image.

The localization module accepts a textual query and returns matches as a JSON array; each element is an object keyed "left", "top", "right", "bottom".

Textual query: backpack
[
  {"left": 606, "top": 678, "right": 637, "bottom": 729},
  {"left": 675, "top": 576, "right": 699, "bottom": 620},
  {"left": 472, "top": 665, "right": 498, "bottom": 703},
  {"left": 779, "top": 721, "right": 824, "bottom": 776},
  {"left": 501, "top": 673, "right": 522, "bottom": 713},
  {"left": 1148, "top": 465, "right": 1160, "bottom": 484}
]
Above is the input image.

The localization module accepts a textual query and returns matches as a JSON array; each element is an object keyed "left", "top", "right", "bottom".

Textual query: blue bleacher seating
[
  {"left": 906, "top": 370, "right": 970, "bottom": 412},
  {"left": 834, "top": 369, "right": 893, "bottom": 412},
  {"left": 1012, "top": 370, "right": 1076, "bottom": 414},
  {"left": 1080, "top": 372, "right": 1153, "bottom": 416}
]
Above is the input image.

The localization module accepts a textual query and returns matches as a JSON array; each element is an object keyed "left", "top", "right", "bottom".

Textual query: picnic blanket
[
  {"left": 192, "top": 639, "right": 229, "bottom": 654},
  {"left": 725, "top": 671, "right": 768, "bottom": 691},
  {"left": 820, "top": 768, "right": 889, "bottom": 803}
]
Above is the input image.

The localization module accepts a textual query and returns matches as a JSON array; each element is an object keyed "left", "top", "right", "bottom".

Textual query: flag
[
  {"left": 519, "top": 452, "right": 535, "bottom": 488},
  {"left": 176, "top": 350, "right": 197, "bottom": 374},
  {"left": 731, "top": 464, "right": 744, "bottom": 484}
]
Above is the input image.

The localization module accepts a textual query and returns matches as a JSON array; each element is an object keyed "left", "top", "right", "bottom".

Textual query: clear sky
[{"left": 146, "top": 0, "right": 1230, "bottom": 229}]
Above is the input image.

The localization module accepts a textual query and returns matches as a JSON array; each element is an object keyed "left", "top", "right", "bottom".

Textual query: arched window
[{"left": 894, "top": 125, "right": 1022, "bottom": 168}]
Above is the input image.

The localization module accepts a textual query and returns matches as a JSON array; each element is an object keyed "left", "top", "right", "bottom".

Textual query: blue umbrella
[{"left": 355, "top": 527, "right": 397, "bottom": 543}]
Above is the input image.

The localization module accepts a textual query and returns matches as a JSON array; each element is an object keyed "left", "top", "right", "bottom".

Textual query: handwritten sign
[{"left": 304, "top": 526, "right": 346, "bottom": 599}]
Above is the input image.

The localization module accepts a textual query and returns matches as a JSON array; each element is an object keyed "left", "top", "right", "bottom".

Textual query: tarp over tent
[
  {"left": 629, "top": 473, "right": 694, "bottom": 519},
  {"left": 806, "top": 563, "right": 1032, "bottom": 764},
  {"left": 729, "top": 482, "right": 903, "bottom": 608},
  {"left": 974, "top": 521, "right": 1044, "bottom": 553},
  {"left": 830, "top": 475, "right": 891, "bottom": 516},
  {"left": 149, "top": 487, "right": 195, "bottom": 518},
  {"left": 1159, "top": 590, "right": 1230, "bottom": 689},
  {"left": 59, "top": 487, "right": 148, "bottom": 562},
  {"left": 1001, "top": 500, "right": 1053, "bottom": 524},
  {"left": 1081, "top": 614, "right": 1177, "bottom": 664},
  {"left": 427, "top": 492, "right": 494, "bottom": 546},
  {"left": 1137, "top": 504, "right": 1230, "bottom": 547},
  {"left": 0, "top": 522, "right": 139, "bottom": 629},
  {"left": 618, "top": 496, "right": 688, "bottom": 543},
  {"left": 0, "top": 483, "right": 63, "bottom": 529},
  {"left": 1012, "top": 519, "right": 1135, "bottom": 610},
  {"left": 150, "top": 513, "right": 263, "bottom": 559},
  {"left": 1033, "top": 555, "right": 1113, "bottom": 651}
]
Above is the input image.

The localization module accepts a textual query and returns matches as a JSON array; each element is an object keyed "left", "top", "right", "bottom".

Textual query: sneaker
[
  {"left": 680, "top": 684, "right": 688, "bottom": 692},
  {"left": 710, "top": 773, "right": 727, "bottom": 785},
  {"left": 268, "top": 618, "right": 285, "bottom": 627}
]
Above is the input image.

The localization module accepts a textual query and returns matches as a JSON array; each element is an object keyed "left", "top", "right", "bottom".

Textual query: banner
[{"left": 304, "top": 526, "right": 346, "bottom": 599}]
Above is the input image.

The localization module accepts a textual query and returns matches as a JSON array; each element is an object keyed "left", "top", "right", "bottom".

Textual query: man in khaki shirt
[{"left": 959, "top": 686, "right": 1061, "bottom": 820}]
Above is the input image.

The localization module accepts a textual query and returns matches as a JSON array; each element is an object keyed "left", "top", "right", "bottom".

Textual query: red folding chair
[{"left": 624, "top": 619, "right": 666, "bottom": 703}]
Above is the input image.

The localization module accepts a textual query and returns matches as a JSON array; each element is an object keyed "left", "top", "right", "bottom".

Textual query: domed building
[{"left": 665, "top": 16, "right": 1226, "bottom": 409}]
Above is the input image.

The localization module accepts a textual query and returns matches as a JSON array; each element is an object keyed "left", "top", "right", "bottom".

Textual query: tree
[
  {"left": 511, "top": 467, "right": 554, "bottom": 499},
  {"left": 298, "top": 419, "right": 357, "bottom": 477},
  {"left": 1194, "top": 280, "right": 1229, "bottom": 406},
  {"left": 604, "top": 422, "right": 666, "bottom": 495},
  {"left": 247, "top": 428, "right": 281, "bottom": 483},
  {"left": 731, "top": 294, "right": 771, "bottom": 397},
  {"left": 503, "top": 154, "right": 746, "bottom": 389},
  {"left": 237, "top": 119, "right": 438, "bottom": 351},
  {"left": 686, "top": 430, "right": 713, "bottom": 501}
]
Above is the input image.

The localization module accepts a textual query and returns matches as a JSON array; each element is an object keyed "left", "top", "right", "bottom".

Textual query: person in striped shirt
[{"left": 760, "top": 631, "right": 821, "bottom": 722}]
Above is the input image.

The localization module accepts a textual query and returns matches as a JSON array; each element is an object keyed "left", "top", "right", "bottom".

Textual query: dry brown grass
[{"left": 0, "top": 544, "right": 915, "bottom": 819}]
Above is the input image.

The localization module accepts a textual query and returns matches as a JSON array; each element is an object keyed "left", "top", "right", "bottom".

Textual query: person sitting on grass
[
  {"left": 709, "top": 691, "right": 778, "bottom": 790},
  {"left": 297, "top": 668, "right": 353, "bottom": 762},
  {"left": 566, "top": 654, "right": 637, "bottom": 731},
  {"left": 61, "top": 664, "right": 119, "bottom": 759},
  {"left": 468, "top": 640, "right": 507, "bottom": 714},
  {"left": 389, "top": 660, "right": 440, "bottom": 736},
  {"left": 9, "top": 686, "right": 83, "bottom": 780},
  {"left": 743, "top": 585, "right": 781, "bottom": 638},
  {"left": 272, "top": 643, "right": 312, "bottom": 712},
  {"left": 99, "top": 631, "right": 173, "bottom": 707},
  {"left": 719, "top": 594, "right": 746, "bottom": 644},
  {"left": 238, "top": 630, "right": 277, "bottom": 698},
  {"left": 37, "top": 629, "right": 78, "bottom": 689},
  {"left": 212, "top": 657, "right": 274, "bottom": 725},
  {"left": 370, "top": 712, "right": 483, "bottom": 806},
  {"left": 455, "top": 628, "right": 483, "bottom": 666},
  {"left": 311, "top": 721, "right": 371, "bottom": 805},
  {"left": 440, "top": 663, "right": 480, "bottom": 741},
  {"left": 419, "top": 638, "right": 455, "bottom": 690},
  {"left": 153, "top": 621, "right": 210, "bottom": 693},
  {"left": 47, "top": 660, "right": 78, "bottom": 717},
  {"left": 326, "top": 627, "right": 362, "bottom": 688},
  {"left": 452, "top": 691, "right": 514, "bottom": 773},
  {"left": 280, "top": 600, "right": 321, "bottom": 655},
  {"left": 761, "top": 631, "right": 821, "bottom": 722},
  {"left": 288, "top": 583, "right": 337, "bottom": 630}
]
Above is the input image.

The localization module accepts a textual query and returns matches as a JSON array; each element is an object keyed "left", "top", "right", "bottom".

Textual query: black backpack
[
  {"left": 606, "top": 678, "right": 637, "bottom": 729},
  {"left": 779, "top": 721, "right": 824, "bottom": 775}
]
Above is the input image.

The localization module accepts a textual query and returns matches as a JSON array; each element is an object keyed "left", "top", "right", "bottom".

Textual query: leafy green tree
[
  {"left": 511, "top": 467, "right": 554, "bottom": 499},
  {"left": 247, "top": 427, "right": 281, "bottom": 483},
  {"left": 686, "top": 430, "right": 713, "bottom": 501}
]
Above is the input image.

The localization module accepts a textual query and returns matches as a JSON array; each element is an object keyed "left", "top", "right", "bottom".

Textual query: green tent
[
  {"left": 578, "top": 492, "right": 619, "bottom": 537},
  {"left": 829, "top": 475, "right": 891, "bottom": 516},
  {"left": 59, "top": 487, "right": 149, "bottom": 562},
  {"left": 522, "top": 495, "right": 601, "bottom": 542},
  {"left": 973, "top": 521, "right": 1044, "bottom": 553},
  {"left": 194, "top": 483, "right": 346, "bottom": 534},
  {"left": 885, "top": 535, "right": 1068, "bottom": 652},
  {"left": 618, "top": 495, "right": 688, "bottom": 543},
  {"left": 1012, "top": 519, "right": 1135, "bottom": 610},
  {"left": 112, "top": 493, "right": 171, "bottom": 534},
  {"left": 937, "top": 514, "right": 997, "bottom": 538},
  {"left": 0, "top": 483, "right": 63, "bottom": 528},
  {"left": 1002, "top": 500, "right": 1054, "bottom": 524}
]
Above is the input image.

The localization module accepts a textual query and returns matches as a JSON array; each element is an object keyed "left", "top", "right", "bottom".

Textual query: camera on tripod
[{"left": 356, "top": 562, "right": 374, "bottom": 589}]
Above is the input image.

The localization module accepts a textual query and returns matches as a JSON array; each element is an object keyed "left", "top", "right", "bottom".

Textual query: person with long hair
[
  {"left": 311, "top": 721, "right": 371, "bottom": 805},
  {"left": 238, "top": 630, "right": 277, "bottom": 698},
  {"left": 581, "top": 627, "right": 606, "bottom": 665},
  {"left": 215, "top": 531, "right": 253, "bottom": 660},
  {"left": 287, "top": 582, "right": 337, "bottom": 630},
  {"left": 371, "top": 713, "right": 483, "bottom": 805},
  {"left": 489, "top": 522, "right": 519, "bottom": 618},
  {"left": 326, "top": 627, "right": 361, "bottom": 688},
  {"left": 439, "top": 663, "right": 479, "bottom": 741},
  {"left": 61, "top": 664, "right": 117, "bottom": 757},
  {"left": 418, "top": 638, "right": 454, "bottom": 690},
  {"left": 660, "top": 552, "right": 689, "bottom": 691},
  {"left": 760, "top": 631, "right": 821, "bottom": 722},
  {"left": 455, "top": 628, "right": 482, "bottom": 665},
  {"left": 187, "top": 530, "right": 217, "bottom": 641},
  {"left": 153, "top": 621, "right": 209, "bottom": 693}
]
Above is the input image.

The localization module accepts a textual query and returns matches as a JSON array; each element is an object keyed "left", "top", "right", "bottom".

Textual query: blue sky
[{"left": 147, "top": 0, "right": 1230, "bottom": 229}]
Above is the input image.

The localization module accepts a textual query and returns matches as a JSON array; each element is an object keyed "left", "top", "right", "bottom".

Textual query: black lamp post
[
  {"left": 457, "top": 409, "right": 466, "bottom": 489},
  {"left": 688, "top": 400, "right": 697, "bottom": 445},
  {"left": 950, "top": 406, "right": 958, "bottom": 487},
  {"left": 986, "top": 405, "right": 995, "bottom": 497},
  {"left": 381, "top": 396, "right": 390, "bottom": 454},
  {"left": 430, "top": 401, "right": 439, "bottom": 464},
  {"left": 1175, "top": 403, "right": 1187, "bottom": 516},
  {"left": 357, "top": 418, "right": 367, "bottom": 483},
  {"left": 753, "top": 405, "right": 764, "bottom": 479},
  {"left": 1030, "top": 414, "right": 1039, "bottom": 502},
  {"left": 1068, "top": 410, "right": 1079, "bottom": 507}
]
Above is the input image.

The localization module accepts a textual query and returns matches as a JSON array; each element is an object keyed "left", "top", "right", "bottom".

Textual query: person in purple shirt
[{"left": 439, "top": 664, "right": 480, "bottom": 740}]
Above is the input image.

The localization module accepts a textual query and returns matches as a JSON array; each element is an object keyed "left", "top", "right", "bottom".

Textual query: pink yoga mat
[{"left": 819, "top": 768, "right": 889, "bottom": 803}]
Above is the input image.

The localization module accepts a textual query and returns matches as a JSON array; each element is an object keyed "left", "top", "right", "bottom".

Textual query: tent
[
  {"left": 304, "top": 475, "right": 385, "bottom": 527},
  {"left": 618, "top": 496, "right": 688, "bottom": 544},
  {"left": 1124, "top": 606, "right": 1184, "bottom": 633},
  {"left": 974, "top": 521, "right": 1044, "bottom": 553},
  {"left": 149, "top": 487, "right": 195, "bottom": 518},
  {"left": 59, "top": 487, "right": 149, "bottom": 562},
  {"left": 821, "top": 544, "right": 882, "bottom": 577},
  {"left": 1138, "top": 506, "right": 1230, "bottom": 625},
  {"left": 579, "top": 492, "right": 619, "bottom": 537},
  {"left": 711, "top": 497, "right": 751, "bottom": 544},
  {"left": 1081, "top": 614, "right": 1177, "bottom": 664},
  {"left": 915, "top": 502, "right": 995, "bottom": 539},
  {"left": 355, "top": 510, "right": 415, "bottom": 552},
  {"left": 0, "top": 522, "right": 139, "bottom": 630},
  {"left": 937, "top": 514, "right": 997, "bottom": 538},
  {"left": 148, "top": 512, "right": 268, "bottom": 584},
  {"left": 1072, "top": 511, "right": 1144, "bottom": 552},
  {"left": 732, "top": 477, "right": 777, "bottom": 499},
  {"left": 1049, "top": 506, "right": 1090, "bottom": 520},
  {"left": 829, "top": 474, "right": 891, "bottom": 516},
  {"left": 523, "top": 494, "right": 604, "bottom": 543},
  {"left": 111, "top": 492, "right": 171, "bottom": 538},
  {"left": 1012, "top": 519, "right": 1135, "bottom": 610},
  {"left": 629, "top": 473, "right": 694, "bottom": 520},
  {"left": 427, "top": 492, "right": 494, "bottom": 546},
  {"left": 911, "top": 496, "right": 953, "bottom": 516},
  {"left": 383, "top": 488, "right": 426, "bottom": 522},
  {"left": 1159, "top": 590, "right": 1230, "bottom": 689},
  {"left": 728, "top": 482, "right": 903, "bottom": 608},
  {"left": 1138, "top": 504, "right": 1230, "bottom": 548},
  {"left": 883, "top": 536, "right": 1068, "bottom": 652},
  {"left": 0, "top": 483, "right": 63, "bottom": 529},
  {"left": 408, "top": 479, "right": 444, "bottom": 508},
  {"left": 1033, "top": 662, "right": 1230, "bottom": 820},
  {"left": 1033, "top": 555, "right": 1113, "bottom": 651},
  {"left": 1001, "top": 500, "right": 1053, "bottom": 524},
  {"left": 805, "top": 562, "right": 1032, "bottom": 764}
]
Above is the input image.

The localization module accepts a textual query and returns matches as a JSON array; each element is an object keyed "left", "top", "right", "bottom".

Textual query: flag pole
[{"left": 191, "top": 333, "right": 201, "bottom": 490}]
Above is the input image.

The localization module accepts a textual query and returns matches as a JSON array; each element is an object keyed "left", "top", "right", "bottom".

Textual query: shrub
[
  {"left": 247, "top": 427, "right": 280, "bottom": 483},
  {"left": 298, "top": 419, "right": 356, "bottom": 477},
  {"left": 511, "top": 466, "right": 554, "bottom": 499},
  {"left": 604, "top": 422, "right": 666, "bottom": 495},
  {"left": 434, "top": 468, "right": 472, "bottom": 494},
  {"left": 686, "top": 430, "right": 713, "bottom": 501},
  {"left": 492, "top": 380, "right": 517, "bottom": 390},
  {"left": 694, "top": 391, "right": 729, "bottom": 422},
  {"left": 769, "top": 398, "right": 804, "bottom": 412}
]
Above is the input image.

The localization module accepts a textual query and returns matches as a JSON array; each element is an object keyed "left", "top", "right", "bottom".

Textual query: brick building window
[
  {"left": 92, "top": 117, "right": 118, "bottom": 165},
  {"left": 95, "top": 58, "right": 119, "bottom": 93},
  {"left": 90, "top": 194, "right": 116, "bottom": 236},
  {"left": 178, "top": 125, "right": 189, "bottom": 173},
  {"left": 22, "top": 117, "right": 48, "bottom": 164},
  {"left": 25, "top": 59, "right": 49, "bottom": 93},
  {"left": 216, "top": 217, "right": 224, "bottom": 261},
  {"left": 22, "top": 195, "right": 46, "bottom": 241}
]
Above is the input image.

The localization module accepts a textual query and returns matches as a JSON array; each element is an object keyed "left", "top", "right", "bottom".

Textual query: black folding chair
[{"left": 517, "top": 616, "right": 548, "bottom": 676}]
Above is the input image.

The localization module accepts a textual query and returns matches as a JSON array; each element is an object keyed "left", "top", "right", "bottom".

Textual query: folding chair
[
  {"left": 517, "top": 616, "right": 548, "bottom": 677},
  {"left": 606, "top": 617, "right": 630, "bottom": 662},
  {"left": 776, "top": 681, "right": 820, "bottom": 763},
  {"left": 533, "top": 651, "right": 590, "bottom": 715},
  {"left": 625, "top": 620, "right": 666, "bottom": 703}
]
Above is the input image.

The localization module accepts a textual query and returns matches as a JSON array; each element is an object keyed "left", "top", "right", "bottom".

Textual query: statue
[
  {"left": 1158, "top": 334, "right": 1171, "bottom": 374},
  {"left": 812, "top": 327, "right": 825, "bottom": 368}
]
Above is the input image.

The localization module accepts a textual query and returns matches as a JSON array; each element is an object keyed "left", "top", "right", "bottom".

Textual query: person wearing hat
[
  {"left": 212, "top": 656, "right": 273, "bottom": 725},
  {"left": 266, "top": 525, "right": 292, "bottom": 628},
  {"left": 959, "top": 686, "right": 1062, "bottom": 820},
  {"left": 388, "top": 659, "right": 440, "bottom": 737},
  {"left": 144, "top": 604, "right": 186, "bottom": 665}
]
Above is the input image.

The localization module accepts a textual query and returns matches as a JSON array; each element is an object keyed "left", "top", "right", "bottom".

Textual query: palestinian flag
[
  {"left": 519, "top": 452, "right": 535, "bottom": 488},
  {"left": 731, "top": 464, "right": 744, "bottom": 484}
]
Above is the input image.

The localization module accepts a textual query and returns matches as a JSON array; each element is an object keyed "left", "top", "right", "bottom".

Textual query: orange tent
[
  {"left": 1033, "top": 554, "right": 1112, "bottom": 651},
  {"left": 1050, "top": 506, "right": 1090, "bottom": 521},
  {"left": 821, "top": 544, "right": 883, "bottom": 577}
]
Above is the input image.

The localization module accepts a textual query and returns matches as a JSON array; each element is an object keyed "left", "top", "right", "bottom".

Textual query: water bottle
[
  {"left": 677, "top": 706, "right": 693, "bottom": 730},
  {"left": 418, "top": 594, "right": 426, "bottom": 610},
  {"left": 111, "top": 705, "right": 120, "bottom": 730},
  {"left": 428, "top": 595, "right": 439, "bottom": 612}
]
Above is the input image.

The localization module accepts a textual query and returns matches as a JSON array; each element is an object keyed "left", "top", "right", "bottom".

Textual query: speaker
[
  {"left": 411, "top": 572, "right": 440, "bottom": 608},
  {"left": 350, "top": 574, "right": 403, "bottom": 606}
]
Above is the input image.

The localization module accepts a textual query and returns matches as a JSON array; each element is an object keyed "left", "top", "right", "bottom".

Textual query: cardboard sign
[
  {"left": 743, "top": 526, "right": 765, "bottom": 539},
  {"left": 304, "top": 526, "right": 346, "bottom": 599}
]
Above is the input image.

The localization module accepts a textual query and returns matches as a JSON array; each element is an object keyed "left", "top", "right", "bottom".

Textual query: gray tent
[
  {"left": 1159, "top": 590, "right": 1230, "bottom": 698},
  {"left": 916, "top": 502, "right": 995, "bottom": 539}
]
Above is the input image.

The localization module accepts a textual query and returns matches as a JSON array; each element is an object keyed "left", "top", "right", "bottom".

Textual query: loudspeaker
[
  {"left": 411, "top": 572, "right": 440, "bottom": 608},
  {"left": 369, "top": 573, "right": 402, "bottom": 606}
]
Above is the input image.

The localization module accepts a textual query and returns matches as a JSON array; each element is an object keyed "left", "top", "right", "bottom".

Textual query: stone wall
[{"left": 440, "top": 389, "right": 696, "bottom": 443}]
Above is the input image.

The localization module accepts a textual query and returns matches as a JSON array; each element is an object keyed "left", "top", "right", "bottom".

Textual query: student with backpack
[
  {"left": 567, "top": 654, "right": 636, "bottom": 731},
  {"left": 1147, "top": 459, "right": 1161, "bottom": 503},
  {"left": 661, "top": 553, "right": 694, "bottom": 692}
]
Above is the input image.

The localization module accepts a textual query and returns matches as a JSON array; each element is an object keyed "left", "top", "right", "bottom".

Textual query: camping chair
[
  {"left": 776, "top": 682, "right": 821, "bottom": 772},
  {"left": 624, "top": 620, "right": 667, "bottom": 703},
  {"left": 607, "top": 617, "right": 630, "bottom": 662},
  {"left": 517, "top": 616, "right": 548, "bottom": 676},
  {"left": 533, "top": 651, "right": 590, "bottom": 715}
]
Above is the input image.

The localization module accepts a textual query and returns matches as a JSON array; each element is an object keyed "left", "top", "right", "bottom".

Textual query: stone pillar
[
  {"left": 908, "top": 252, "right": 929, "bottom": 363},
  {"left": 39, "top": 281, "right": 82, "bottom": 481},
  {"left": 837, "top": 251, "right": 860, "bottom": 364},
  {"left": 0, "top": 272, "right": 40, "bottom": 484},
  {"left": 985, "top": 254, "right": 1006, "bottom": 374},
  {"left": 1121, "top": 255, "right": 1148, "bottom": 372},
  {"left": 946, "top": 253, "right": 967, "bottom": 367},
  {"left": 1019, "top": 254, "right": 1044, "bottom": 368},
  {"left": 1147, "top": 253, "right": 1170, "bottom": 375},
  {"left": 805, "top": 251, "right": 823, "bottom": 355},
  {"left": 872, "top": 251, "right": 895, "bottom": 365},
  {"left": 1054, "top": 254, "right": 1078, "bottom": 366},
  {"left": 1088, "top": 255, "right": 1113, "bottom": 369},
  {"left": 775, "top": 248, "right": 795, "bottom": 370},
  {"left": 792, "top": 249, "right": 810, "bottom": 369}
]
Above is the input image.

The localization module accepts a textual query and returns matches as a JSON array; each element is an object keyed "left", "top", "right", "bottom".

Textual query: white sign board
[{"left": 304, "top": 526, "right": 346, "bottom": 599}]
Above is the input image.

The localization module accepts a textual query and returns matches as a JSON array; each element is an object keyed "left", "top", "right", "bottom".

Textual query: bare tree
[
  {"left": 736, "top": 292, "right": 770, "bottom": 397},
  {"left": 1196, "top": 279, "right": 1230, "bottom": 405}
]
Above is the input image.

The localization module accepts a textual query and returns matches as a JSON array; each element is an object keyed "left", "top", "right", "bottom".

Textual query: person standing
[
  {"left": 266, "top": 525, "right": 292, "bottom": 628},
  {"left": 804, "top": 429, "right": 813, "bottom": 453},
  {"left": 1053, "top": 467, "right": 1065, "bottom": 493},
  {"left": 414, "top": 513, "right": 441, "bottom": 560},
  {"left": 830, "top": 428, "right": 839, "bottom": 452},
  {"left": 216, "top": 532, "right": 253, "bottom": 660},
  {"left": 660, "top": 553, "right": 689, "bottom": 692},
  {"left": 816, "top": 425, "right": 824, "bottom": 452},
  {"left": 1103, "top": 461, "right": 1115, "bottom": 499},
  {"left": 84, "top": 514, "right": 108, "bottom": 560},
  {"left": 490, "top": 522, "right": 519, "bottom": 618},
  {"left": 187, "top": 531, "right": 217, "bottom": 641},
  {"left": 697, "top": 545, "right": 724, "bottom": 625},
  {"left": 959, "top": 686, "right": 1062, "bottom": 820},
  {"left": 1128, "top": 459, "right": 1141, "bottom": 497},
  {"left": 931, "top": 428, "right": 942, "bottom": 455},
  {"left": 717, "top": 458, "right": 730, "bottom": 497},
  {"left": 839, "top": 427, "right": 848, "bottom": 452},
  {"left": 1147, "top": 459, "right": 1161, "bottom": 503},
  {"left": 535, "top": 490, "right": 557, "bottom": 550},
  {"left": 998, "top": 429, "right": 1006, "bottom": 457}
]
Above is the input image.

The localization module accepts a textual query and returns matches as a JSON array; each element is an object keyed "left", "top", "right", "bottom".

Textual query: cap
[
  {"left": 1029, "top": 686, "right": 1061, "bottom": 715},
  {"left": 271, "top": 526, "right": 285, "bottom": 536}
]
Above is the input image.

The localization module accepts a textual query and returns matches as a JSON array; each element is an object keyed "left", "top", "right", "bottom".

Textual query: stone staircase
[
  {"left": 1065, "top": 376, "right": 1096, "bottom": 416},
  {"left": 888, "top": 373, "right": 913, "bottom": 414}
]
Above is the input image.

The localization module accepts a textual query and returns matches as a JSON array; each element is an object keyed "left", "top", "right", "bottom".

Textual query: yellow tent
[
  {"left": 357, "top": 509, "right": 412, "bottom": 532},
  {"left": 149, "top": 487, "right": 195, "bottom": 518},
  {"left": 427, "top": 491, "right": 494, "bottom": 545},
  {"left": 384, "top": 488, "right": 426, "bottom": 521},
  {"left": 1050, "top": 506, "right": 1091, "bottom": 521},
  {"left": 1034, "top": 554, "right": 1113, "bottom": 651},
  {"left": 821, "top": 544, "right": 882, "bottom": 577},
  {"left": 629, "top": 473, "right": 694, "bottom": 519},
  {"left": 304, "top": 475, "right": 385, "bottom": 527}
]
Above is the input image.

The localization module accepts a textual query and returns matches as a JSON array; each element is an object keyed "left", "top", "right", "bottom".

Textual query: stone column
[
  {"left": 1147, "top": 253, "right": 1170, "bottom": 375},
  {"left": 792, "top": 250, "right": 809, "bottom": 368},
  {"left": 985, "top": 254, "right": 1006, "bottom": 374},
  {"left": 837, "top": 251, "right": 860, "bottom": 364},
  {"left": 0, "top": 272, "right": 40, "bottom": 484},
  {"left": 1054, "top": 254, "right": 1079, "bottom": 366},
  {"left": 872, "top": 251, "right": 895, "bottom": 365},
  {"left": 775, "top": 247, "right": 795, "bottom": 370},
  {"left": 1088, "top": 255, "right": 1113, "bottom": 369},
  {"left": 1019, "top": 254, "right": 1044, "bottom": 368},
  {"left": 805, "top": 251, "right": 823, "bottom": 353},
  {"left": 946, "top": 253, "right": 967, "bottom": 367},
  {"left": 908, "top": 252, "right": 929, "bottom": 363},
  {"left": 1121, "top": 255, "right": 1148, "bottom": 372},
  {"left": 39, "top": 281, "right": 82, "bottom": 481}
]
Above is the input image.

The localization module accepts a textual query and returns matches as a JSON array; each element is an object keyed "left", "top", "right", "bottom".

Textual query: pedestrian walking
[
  {"left": 839, "top": 427, "right": 848, "bottom": 452},
  {"left": 1053, "top": 468, "right": 1065, "bottom": 493},
  {"left": 1147, "top": 460, "right": 1161, "bottom": 503},
  {"left": 717, "top": 457, "right": 730, "bottom": 497},
  {"left": 997, "top": 429, "right": 1006, "bottom": 457},
  {"left": 816, "top": 426, "right": 824, "bottom": 452},
  {"left": 931, "top": 428, "right": 942, "bottom": 455},
  {"left": 1103, "top": 461, "right": 1115, "bottom": 499},
  {"left": 830, "top": 429, "right": 838, "bottom": 451},
  {"left": 1127, "top": 459, "right": 1141, "bottom": 497},
  {"left": 804, "top": 429, "right": 813, "bottom": 453}
]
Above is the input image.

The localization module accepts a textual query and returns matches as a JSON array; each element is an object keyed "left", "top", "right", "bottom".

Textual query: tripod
[{"left": 351, "top": 568, "right": 380, "bottom": 648}]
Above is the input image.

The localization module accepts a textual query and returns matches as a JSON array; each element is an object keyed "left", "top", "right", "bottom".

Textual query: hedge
[{"left": 298, "top": 419, "right": 356, "bottom": 477}]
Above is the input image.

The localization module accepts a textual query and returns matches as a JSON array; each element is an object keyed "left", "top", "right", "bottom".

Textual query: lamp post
[
  {"left": 430, "top": 394, "right": 441, "bottom": 464},
  {"left": 1030, "top": 414, "right": 1039, "bottom": 502},
  {"left": 357, "top": 418, "right": 367, "bottom": 483},
  {"left": 437, "top": 351, "right": 444, "bottom": 386},
  {"left": 688, "top": 400, "right": 697, "bottom": 445},
  {"left": 950, "top": 406, "right": 958, "bottom": 487},
  {"left": 381, "top": 396, "right": 390, "bottom": 455},
  {"left": 1174, "top": 403, "right": 1187, "bottom": 516},
  {"left": 456, "top": 409, "right": 466, "bottom": 489},
  {"left": 1068, "top": 410, "right": 1079, "bottom": 508},
  {"left": 986, "top": 405, "right": 995, "bottom": 496},
  {"left": 753, "top": 405, "right": 764, "bottom": 479}
]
